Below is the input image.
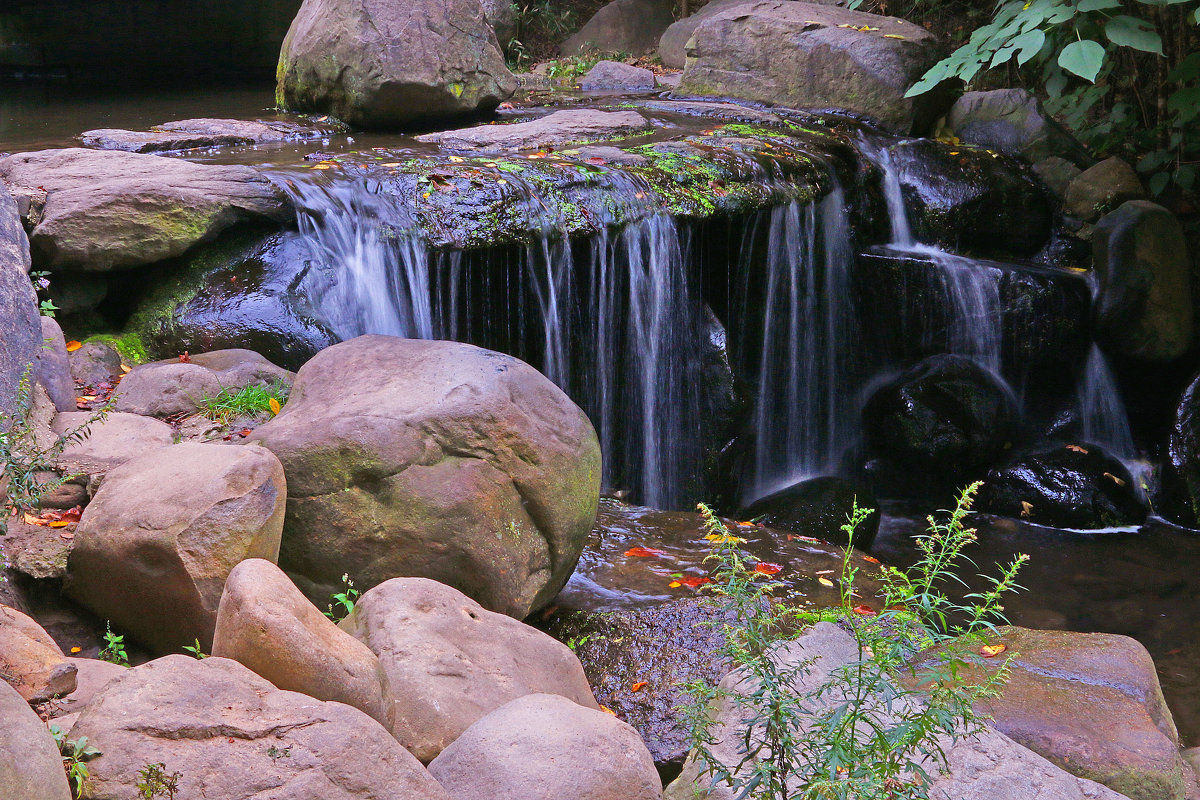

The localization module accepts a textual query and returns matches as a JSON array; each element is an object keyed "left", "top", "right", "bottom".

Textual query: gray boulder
[
  {"left": 36, "top": 316, "right": 75, "bottom": 412},
  {"left": 947, "top": 89, "right": 1091, "bottom": 165},
  {"left": 1065, "top": 157, "right": 1146, "bottom": 222},
  {"left": 0, "top": 148, "right": 288, "bottom": 272},
  {"left": 660, "top": 0, "right": 848, "bottom": 68},
  {"left": 1092, "top": 200, "right": 1192, "bottom": 362},
  {"left": 562, "top": 0, "right": 676, "bottom": 57},
  {"left": 680, "top": 1, "right": 949, "bottom": 134},
  {"left": 277, "top": 0, "right": 516, "bottom": 129},
  {"left": 68, "top": 341, "right": 123, "bottom": 387},
  {"left": 417, "top": 109, "right": 652, "bottom": 152},
  {"left": 428, "top": 693, "right": 662, "bottom": 800},
  {"left": 68, "top": 655, "right": 451, "bottom": 800},
  {"left": 247, "top": 335, "right": 602, "bottom": 618},
  {"left": 66, "top": 442, "right": 286, "bottom": 653},
  {"left": 79, "top": 117, "right": 342, "bottom": 154},
  {"left": 0, "top": 605, "right": 77, "bottom": 703},
  {"left": 52, "top": 411, "right": 175, "bottom": 491},
  {"left": 112, "top": 361, "right": 222, "bottom": 417},
  {"left": 0, "top": 182, "right": 39, "bottom": 415},
  {"left": 340, "top": 577, "right": 599, "bottom": 762},
  {"left": 581, "top": 60, "right": 656, "bottom": 90},
  {"left": 0, "top": 680, "right": 72, "bottom": 800},
  {"left": 1033, "top": 155, "right": 1083, "bottom": 200}
]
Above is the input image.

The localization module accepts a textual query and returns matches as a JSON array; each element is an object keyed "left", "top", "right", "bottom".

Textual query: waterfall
[{"left": 1079, "top": 346, "right": 1136, "bottom": 459}]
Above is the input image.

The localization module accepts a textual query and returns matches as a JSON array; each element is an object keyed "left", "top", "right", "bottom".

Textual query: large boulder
[
  {"left": 561, "top": 0, "right": 676, "bottom": 57},
  {"left": 1064, "top": 157, "right": 1146, "bottom": 222},
  {"left": 68, "top": 655, "right": 451, "bottom": 800},
  {"left": 212, "top": 558, "right": 389, "bottom": 725},
  {"left": 946, "top": 89, "right": 1091, "bottom": 165},
  {"left": 664, "top": 622, "right": 1130, "bottom": 800},
  {"left": 429, "top": 693, "right": 663, "bottom": 800},
  {"left": 977, "top": 443, "right": 1147, "bottom": 529},
  {"left": 0, "top": 605, "right": 77, "bottom": 702},
  {"left": 0, "top": 148, "right": 289, "bottom": 271},
  {"left": 340, "top": 577, "right": 599, "bottom": 762},
  {"left": 0, "top": 182, "right": 39, "bottom": 415},
  {"left": 659, "top": 0, "right": 751, "bottom": 69},
  {"left": 113, "top": 348, "right": 291, "bottom": 417},
  {"left": 1092, "top": 200, "right": 1192, "bottom": 363},
  {"left": 580, "top": 61, "right": 657, "bottom": 91},
  {"left": 0, "top": 680, "right": 72, "bottom": 800},
  {"left": 247, "top": 335, "right": 602, "bottom": 617},
  {"left": 277, "top": 0, "right": 516, "bottom": 129},
  {"left": 66, "top": 443, "right": 287, "bottom": 653},
  {"left": 52, "top": 411, "right": 175, "bottom": 492},
  {"left": 739, "top": 476, "right": 881, "bottom": 549},
  {"left": 913, "top": 627, "right": 1187, "bottom": 800},
  {"left": 680, "top": 1, "right": 949, "bottom": 134}
]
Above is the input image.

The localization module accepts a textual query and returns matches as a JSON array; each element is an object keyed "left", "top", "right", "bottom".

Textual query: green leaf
[
  {"left": 1105, "top": 15, "right": 1163, "bottom": 53},
  {"left": 1058, "top": 39, "right": 1106, "bottom": 80},
  {"left": 1013, "top": 28, "right": 1046, "bottom": 65},
  {"left": 1168, "top": 86, "right": 1200, "bottom": 122},
  {"left": 1079, "top": 0, "right": 1121, "bottom": 10},
  {"left": 1149, "top": 171, "right": 1170, "bottom": 195},
  {"left": 1177, "top": 165, "right": 1196, "bottom": 191}
]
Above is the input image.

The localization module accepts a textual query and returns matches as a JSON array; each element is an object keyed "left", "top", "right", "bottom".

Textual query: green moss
[{"left": 83, "top": 332, "right": 148, "bottom": 365}]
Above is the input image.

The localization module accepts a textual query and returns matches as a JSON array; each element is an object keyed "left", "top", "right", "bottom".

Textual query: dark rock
[
  {"left": 741, "top": 476, "right": 881, "bottom": 549},
  {"left": 482, "top": 0, "right": 518, "bottom": 49},
  {"left": 78, "top": 117, "right": 344, "bottom": 154},
  {"left": 946, "top": 89, "right": 1091, "bottom": 165},
  {"left": 416, "top": 109, "right": 652, "bottom": 152},
  {"left": 580, "top": 60, "right": 656, "bottom": 91},
  {"left": 1163, "top": 371, "right": 1200, "bottom": 527},
  {"left": 1092, "top": 200, "right": 1192, "bottom": 363},
  {"left": 885, "top": 139, "right": 1053, "bottom": 259},
  {"left": 1064, "top": 157, "right": 1146, "bottom": 222},
  {"left": 562, "top": 0, "right": 676, "bottom": 57},
  {"left": 1033, "top": 156, "right": 1082, "bottom": 201},
  {"left": 977, "top": 443, "right": 1147, "bottom": 529},
  {"left": 35, "top": 317, "right": 75, "bottom": 412},
  {"left": 277, "top": 0, "right": 516, "bottom": 128},
  {"left": 680, "top": 1, "right": 951, "bottom": 134},
  {"left": 0, "top": 183, "right": 39, "bottom": 415},
  {"left": 862, "top": 354, "right": 1020, "bottom": 480}
]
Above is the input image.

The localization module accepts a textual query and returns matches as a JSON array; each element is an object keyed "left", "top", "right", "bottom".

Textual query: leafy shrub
[{"left": 49, "top": 724, "right": 100, "bottom": 799}]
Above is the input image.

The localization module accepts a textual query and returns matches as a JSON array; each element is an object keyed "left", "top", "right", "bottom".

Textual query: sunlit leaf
[
  {"left": 624, "top": 546, "right": 667, "bottom": 558},
  {"left": 269, "top": 397, "right": 282, "bottom": 416},
  {"left": 981, "top": 643, "right": 1008, "bottom": 657},
  {"left": 818, "top": 576, "right": 835, "bottom": 588},
  {"left": 630, "top": 681, "right": 648, "bottom": 692}
]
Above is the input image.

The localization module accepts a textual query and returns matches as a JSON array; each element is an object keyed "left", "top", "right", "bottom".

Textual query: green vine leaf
[
  {"left": 1105, "top": 14, "right": 1164, "bottom": 54},
  {"left": 1059, "top": 39, "right": 1106, "bottom": 80}
]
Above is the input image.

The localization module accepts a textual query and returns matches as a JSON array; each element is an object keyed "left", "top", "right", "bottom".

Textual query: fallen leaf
[
  {"left": 681, "top": 576, "right": 712, "bottom": 588},
  {"left": 448, "top": 156, "right": 465, "bottom": 163},
  {"left": 179, "top": 352, "right": 191, "bottom": 363},
  {"left": 268, "top": 397, "right": 282, "bottom": 416},
  {"left": 586, "top": 156, "right": 607, "bottom": 165},
  {"left": 630, "top": 681, "right": 648, "bottom": 692},
  {"left": 498, "top": 102, "right": 515, "bottom": 109},
  {"left": 818, "top": 577, "right": 835, "bottom": 588},
  {"left": 852, "top": 604, "right": 876, "bottom": 615},
  {"left": 624, "top": 546, "right": 667, "bottom": 558},
  {"left": 599, "top": 705, "right": 617, "bottom": 716},
  {"left": 311, "top": 163, "right": 331, "bottom": 170},
  {"left": 381, "top": 162, "right": 402, "bottom": 168},
  {"left": 120, "top": 364, "right": 132, "bottom": 374},
  {"left": 980, "top": 643, "right": 1007, "bottom": 658},
  {"left": 753, "top": 562, "right": 783, "bottom": 575},
  {"left": 1020, "top": 501, "right": 1033, "bottom": 518},
  {"left": 70, "top": 647, "right": 81, "bottom": 654},
  {"left": 65, "top": 340, "right": 82, "bottom": 352},
  {"left": 668, "top": 581, "right": 683, "bottom": 588},
  {"left": 862, "top": 555, "right": 880, "bottom": 564},
  {"left": 1103, "top": 472, "right": 1127, "bottom": 486},
  {"left": 1066, "top": 444, "right": 1089, "bottom": 454},
  {"left": 883, "top": 33, "right": 905, "bottom": 39}
]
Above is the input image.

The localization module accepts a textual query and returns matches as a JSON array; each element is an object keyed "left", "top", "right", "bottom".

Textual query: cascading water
[{"left": 1078, "top": 273, "right": 1137, "bottom": 460}]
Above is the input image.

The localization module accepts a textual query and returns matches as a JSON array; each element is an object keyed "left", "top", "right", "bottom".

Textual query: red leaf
[
  {"left": 752, "top": 562, "right": 782, "bottom": 576},
  {"left": 680, "top": 576, "right": 712, "bottom": 588},
  {"left": 179, "top": 351, "right": 191, "bottom": 363},
  {"left": 630, "top": 681, "right": 648, "bottom": 692},
  {"left": 852, "top": 605, "right": 876, "bottom": 616},
  {"left": 624, "top": 546, "right": 667, "bottom": 558}
]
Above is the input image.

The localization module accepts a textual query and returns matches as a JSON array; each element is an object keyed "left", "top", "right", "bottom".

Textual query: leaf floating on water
[
  {"left": 980, "top": 643, "right": 1007, "bottom": 658},
  {"left": 65, "top": 340, "right": 82, "bottom": 352},
  {"left": 1066, "top": 444, "right": 1089, "bottom": 454},
  {"left": 818, "top": 576, "right": 835, "bottom": 588},
  {"left": 624, "top": 546, "right": 667, "bottom": 558},
  {"left": 311, "top": 163, "right": 331, "bottom": 170},
  {"left": 668, "top": 581, "right": 683, "bottom": 588},
  {"left": 852, "top": 604, "right": 876, "bottom": 615},
  {"left": 630, "top": 681, "right": 648, "bottom": 692},
  {"left": 681, "top": 576, "right": 713, "bottom": 588},
  {"left": 753, "top": 562, "right": 783, "bottom": 576}
]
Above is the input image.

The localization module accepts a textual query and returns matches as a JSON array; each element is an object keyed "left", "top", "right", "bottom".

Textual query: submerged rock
[
  {"left": 680, "top": 1, "right": 950, "bottom": 134},
  {"left": 277, "top": 0, "right": 515, "bottom": 128},
  {"left": 740, "top": 476, "right": 881, "bottom": 549},
  {"left": 946, "top": 89, "right": 1091, "bottom": 165},
  {"left": 416, "top": 109, "right": 653, "bottom": 152},
  {"left": 79, "top": 117, "right": 344, "bottom": 153},
  {"left": 561, "top": 0, "right": 675, "bottom": 57},
  {"left": 976, "top": 443, "right": 1147, "bottom": 529}
]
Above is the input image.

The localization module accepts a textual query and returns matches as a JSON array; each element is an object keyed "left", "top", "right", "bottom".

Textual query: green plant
[
  {"left": 0, "top": 366, "right": 110, "bottom": 537},
  {"left": 49, "top": 723, "right": 100, "bottom": 799},
  {"left": 508, "top": 0, "right": 585, "bottom": 68},
  {"left": 99, "top": 621, "right": 129, "bottom": 667},
  {"left": 683, "top": 485, "right": 1028, "bottom": 800},
  {"left": 182, "top": 638, "right": 208, "bottom": 659},
  {"left": 198, "top": 380, "right": 289, "bottom": 424},
  {"left": 30, "top": 270, "right": 58, "bottom": 318},
  {"left": 324, "top": 573, "right": 360, "bottom": 622},
  {"left": 136, "top": 762, "right": 181, "bottom": 799}
]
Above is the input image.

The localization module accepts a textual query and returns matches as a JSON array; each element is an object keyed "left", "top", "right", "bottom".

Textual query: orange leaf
[
  {"left": 22, "top": 513, "right": 40, "bottom": 525},
  {"left": 47, "top": 520, "right": 70, "bottom": 528},
  {"left": 178, "top": 352, "right": 191, "bottom": 363},
  {"left": 120, "top": 364, "right": 132, "bottom": 374},
  {"left": 69, "top": 647, "right": 81, "bottom": 654},
  {"left": 862, "top": 555, "right": 880, "bottom": 564},
  {"left": 668, "top": 581, "right": 682, "bottom": 588},
  {"left": 852, "top": 605, "right": 876, "bottom": 615},
  {"left": 268, "top": 397, "right": 282, "bottom": 416},
  {"left": 599, "top": 705, "right": 616, "bottom": 716},
  {"left": 753, "top": 562, "right": 782, "bottom": 576},
  {"left": 65, "top": 340, "right": 82, "bottom": 352},
  {"left": 1066, "top": 444, "right": 1088, "bottom": 454},
  {"left": 680, "top": 576, "right": 712, "bottom": 588},
  {"left": 624, "top": 546, "right": 666, "bottom": 558},
  {"left": 630, "top": 681, "right": 648, "bottom": 692},
  {"left": 980, "top": 643, "right": 1007, "bottom": 658}
]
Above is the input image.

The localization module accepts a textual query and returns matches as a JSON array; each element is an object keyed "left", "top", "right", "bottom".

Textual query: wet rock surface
[
  {"left": 416, "top": 109, "right": 653, "bottom": 152},
  {"left": 740, "top": 476, "right": 882, "bottom": 549},
  {"left": 79, "top": 117, "right": 343, "bottom": 153},
  {"left": 946, "top": 89, "right": 1091, "bottom": 165}
]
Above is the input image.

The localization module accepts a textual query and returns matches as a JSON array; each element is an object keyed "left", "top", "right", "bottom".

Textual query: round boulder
[
  {"left": 0, "top": 681, "right": 72, "bottom": 800},
  {"left": 740, "top": 476, "right": 881, "bottom": 550},
  {"left": 0, "top": 605, "right": 77, "bottom": 703},
  {"left": 1064, "top": 157, "right": 1145, "bottom": 222},
  {"left": 112, "top": 361, "right": 222, "bottom": 417},
  {"left": 277, "top": 0, "right": 516, "bottom": 128},
  {"left": 428, "top": 693, "right": 662, "bottom": 800},
  {"left": 946, "top": 89, "right": 1091, "bottom": 165},
  {"left": 247, "top": 335, "right": 602, "bottom": 618},
  {"left": 66, "top": 442, "right": 286, "bottom": 653}
]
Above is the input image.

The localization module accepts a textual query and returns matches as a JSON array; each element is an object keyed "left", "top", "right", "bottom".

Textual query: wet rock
[
  {"left": 1092, "top": 200, "right": 1192, "bottom": 363},
  {"left": 112, "top": 361, "right": 222, "bottom": 417},
  {"left": 1065, "top": 157, "right": 1146, "bottom": 222},
  {"left": 0, "top": 148, "right": 289, "bottom": 271},
  {"left": 0, "top": 605, "right": 77, "bottom": 702},
  {"left": 0, "top": 182, "right": 39, "bottom": 415},
  {"left": 581, "top": 60, "right": 656, "bottom": 91},
  {"left": 912, "top": 627, "right": 1186, "bottom": 800},
  {"left": 885, "top": 139, "right": 1053, "bottom": 259},
  {"left": 1033, "top": 156, "right": 1082, "bottom": 201},
  {"left": 681, "top": 1, "right": 950, "bottom": 135},
  {"left": 131, "top": 229, "right": 338, "bottom": 370},
  {"left": 664, "top": 622, "right": 1129, "bottom": 800},
  {"left": 862, "top": 354, "right": 1020, "bottom": 481},
  {"left": 0, "top": 680, "right": 72, "bottom": 800},
  {"left": 417, "top": 109, "right": 652, "bottom": 152},
  {"left": 247, "top": 335, "right": 601, "bottom": 618},
  {"left": 36, "top": 317, "right": 75, "bottom": 412},
  {"left": 79, "top": 117, "right": 343, "bottom": 153},
  {"left": 68, "top": 341, "right": 123, "bottom": 388},
  {"left": 66, "top": 442, "right": 286, "bottom": 653},
  {"left": 429, "top": 693, "right": 662, "bottom": 800},
  {"left": 340, "top": 577, "right": 599, "bottom": 762},
  {"left": 946, "top": 89, "right": 1091, "bottom": 165},
  {"left": 740, "top": 476, "right": 881, "bottom": 549},
  {"left": 52, "top": 411, "right": 174, "bottom": 491},
  {"left": 562, "top": 0, "right": 675, "bottom": 57},
  {"left": 212, "top": 558, "right": 389, "bottom": 725},
  {"left": 977, "top": 443, "right": 1147, "bottom": 529},
  {"left": 69, "top": 655, "right": 451, "bottom": 800},
  {"left": 1163, "top": 372, "right": 1200, "bottom": 527},
  {"left": 277, "top": 0, "right": 515, "bottom": 128}
]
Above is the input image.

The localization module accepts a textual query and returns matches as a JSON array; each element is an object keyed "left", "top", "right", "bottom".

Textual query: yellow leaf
[
  {"left": 599, "top": 705, "right": 616, "bottom": 715},
  {"left": 311, "top": 164, "right": 331, "bottom": 170},
  {"left": 65, "top": 340, "right": 82, "bottom": 352},
  {"left": 22, "top": 513, "right": 39, "bottom": 525},
  {"left": 818, "top": 576, "right": 835, "bottom": 588},
  {"left": 381, "top": 162, "right": 401, "bottom": 168},
  {"left": 1104, "top": 472, "right": 1126, "bottom": 486},
  {"left": 70, "top": 646, "right": 81, "bottom": 654},
  {"left": 120, "top": 364, "right": 132, "bottom": 373},
  {"left": 668, "top": 581, "right": 682, "bottom": 588},
  {"left": 883, "top": 34, "right": 905, "bottom": 39},
  {"left": 448, "top": 156, "right": 465, "bottom": 163},
  {"left": 980, "top": 643, "right": 1007, "bottom": 658},
  {"left": 269, "top": 397, "right": 282, "bottom": 416},
  {"left": 48, "top": 520, "right": 70, "bottom": 528}
]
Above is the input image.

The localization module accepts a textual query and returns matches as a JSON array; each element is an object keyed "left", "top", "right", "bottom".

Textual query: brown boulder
[
  {"left": 0, "top": 680, "right": 72, "bottom": 800},
  {"left": 340, "top": 577, "right": 599, "bottom": 762},
  {"left": 52, "top": 411, "right": 175, "bottom": 490},
  {"left": 429, "top": 693, "right": 662, "bottom": 800},
  {"left": 212, "top": 558, "right": 389, "bottom": 724},
  {"left": 66, "top": 442, "right": 286, "bottom": 653},
  {"left": 1064, "top": 157, "right": 1146, "bottom": 222},
  {"left": 562, "top": 0, "right": 675, "bottom": 57},
  {"left": 0, "top": 605, "right": 77, "bottom": 702}
]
